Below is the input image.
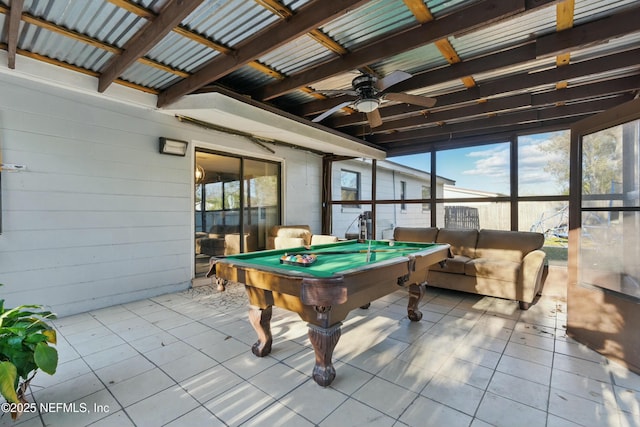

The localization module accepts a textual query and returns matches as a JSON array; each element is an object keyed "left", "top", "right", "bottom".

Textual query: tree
[{"left": 539, "top": 128, "right": 622, "bottom": 196}]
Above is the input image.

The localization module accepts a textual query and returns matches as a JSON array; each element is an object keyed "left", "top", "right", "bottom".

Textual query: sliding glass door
[{"left": 194, "top": 150, "right": 280, "bottom": 276}]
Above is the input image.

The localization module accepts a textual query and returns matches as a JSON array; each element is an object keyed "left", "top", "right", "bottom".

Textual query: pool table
[{"left": 208, "top": 239, "right": 450, "bottom": 386}]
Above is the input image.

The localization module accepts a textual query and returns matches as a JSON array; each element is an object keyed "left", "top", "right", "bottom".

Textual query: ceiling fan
[{"left": 311, "top": 70, "right": 436, "bottom": 128}]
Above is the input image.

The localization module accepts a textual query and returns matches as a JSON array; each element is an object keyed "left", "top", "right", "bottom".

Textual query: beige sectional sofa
[{"left": 394, "top": 227, "right": 546, "bottom": 310}]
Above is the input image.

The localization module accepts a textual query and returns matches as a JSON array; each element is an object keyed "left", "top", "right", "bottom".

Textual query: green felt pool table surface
[{"left": 219, "top": 240, "right": 442, "bottom": 278}]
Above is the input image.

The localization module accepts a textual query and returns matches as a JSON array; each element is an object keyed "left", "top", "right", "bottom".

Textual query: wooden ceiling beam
[
  {"left": 255, "top": 0, "right": 538, "bottom": 101},
  {"left": 349, "top": 76, "right": 640, "bottom": 135},
  {"left": 299, "top": 42, "right": 538, "bottom": 117},
  {"left": 107, "top": 0, "right": 287, "bottom": 81},
  {"left": 384, "top": 117, "right": 579, "bottom": 156},
  {"left": 305, "top": 2, "right": 640, "bottom": 120},
  {"left": 98, "top": 0, "right": 204, "bottom": 93},
  {"left": 402, "top": 0, "right": 433, "bottom": 22},
  {"left": 554, "top": 0, "right": 574, "bottom": 89},
  {"left": 368, "top": 95, "right": 631, "bottom": 144},
  {"left": 335, "top": 47, "right": 640, "bottom": 130},
  {"left": 254, "top": 0, "right": 293, "bottom": 19},
  {"left": 5, "top": 0, "right": 24, "bottom": 69},
  {"left": 106, "top": 0, "right": 155, "bottom": 19},
  {"left": 351, "top": 93, "right": 532, "bottom": 135},
  {"left": 536, "top": 4, "right": 640, "bottom": 58},
  {"left": 0, "top": 42, "right": 158, "bottom": 94},
  {"left": 0, "top": 5, "right": 190, "bottom": 78},
  {"left": 157, "top": 0, "right": 368, "bottom": 107},
  {"left": 556, "top": 0, "right": 575, "bottom": 31}
]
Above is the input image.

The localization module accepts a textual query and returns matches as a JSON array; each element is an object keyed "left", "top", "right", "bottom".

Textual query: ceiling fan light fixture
[{"left": 354, "top": 98, "right": 380, "bottom": 113}]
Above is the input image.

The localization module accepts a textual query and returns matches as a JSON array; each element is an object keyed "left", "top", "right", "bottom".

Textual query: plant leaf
[
  {"left": 0, "top": 361, "right": 19, "bottom": 403},
  {"left": 24, "top": 333, "right": 48, "bottom": 345},
  {"left": 43, "top": 329, "right": 57, "bottom": 345},
  {"left": 34, "top": 343, "right": 58, "bottom": 375}
]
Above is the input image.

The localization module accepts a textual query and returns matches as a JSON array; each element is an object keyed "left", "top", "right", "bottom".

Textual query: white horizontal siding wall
[
  {"left": 0, "top": 73, "right": 321, "bottom": 316},
  {"left": 281, "top": 150, "right": 322, "bottom": 234}
]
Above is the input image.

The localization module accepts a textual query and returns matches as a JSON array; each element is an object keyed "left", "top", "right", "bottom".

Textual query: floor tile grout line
[
  {"left": 466, "top": 301, "right": 523, "bottom": 426},
  {"left": 35, "top": 286, "right": 638, "bottom": 427},
  {"left": 98, "top": 290, "right": 348, "bottom": 425},
  {"left": 85, "top": 305, "right": 234, "bottom": 426}
]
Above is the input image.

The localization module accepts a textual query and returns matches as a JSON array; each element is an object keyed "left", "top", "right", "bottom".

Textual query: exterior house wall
[
  {"left": 280, "top": 150, "right": 323, "bottom": 233},
  {"left": 0, "top": 73, "right": 321, "bottom": 316},
  {"left": 331, "top": 159, "right": 446, "bottom": 239}
]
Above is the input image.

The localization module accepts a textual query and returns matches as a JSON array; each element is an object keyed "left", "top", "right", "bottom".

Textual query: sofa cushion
[
  {"left": 465, "top": 258, "right": 521, "bottom": 282},
  {"left": 475, "top": 229, "right": 543, "bottom": 263},
  {"left": 430, "top": 254, "right": 470, "bottom": 274},
  {"left": 268, "top": 225, "right": 312, "bottom": 249},
  {"left": 435, "top": 228, "right": 478, "bottom": 258},
  {"left": 393, "top": 227, "right": 438, "bottom": 243},
  {"left": 274, "top": 236, "right": 307, "bottom": 249}
]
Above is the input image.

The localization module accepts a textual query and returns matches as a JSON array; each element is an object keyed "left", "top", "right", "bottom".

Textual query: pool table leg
[
  {"left": 248, "top": 305, "right": 273, "bottom": 357},
  {"left": 407, "top": 283, "right": 424, "bottom": 321},
  {"left": 308, "top": 323, "right": 341, "bottom": 387}
]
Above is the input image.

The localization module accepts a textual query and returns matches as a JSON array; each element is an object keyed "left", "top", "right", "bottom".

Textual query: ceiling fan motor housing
[{"left": 352, "top": 74, "right": 380, "bottom": 112}]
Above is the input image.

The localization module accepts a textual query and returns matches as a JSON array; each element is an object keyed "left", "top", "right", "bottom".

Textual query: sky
[{"left": 389, "top": 131, "right": 568, "bottom": 196}]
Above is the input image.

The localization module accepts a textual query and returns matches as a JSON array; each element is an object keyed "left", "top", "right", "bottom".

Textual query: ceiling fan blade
[
  {"left": 384, "top": 92, "right": 437, "bottom": 108},
  {"left": 366, "top": 109, "right": 383, "bottom": 128},
  {"left": 311, "top": 100, "right": 353, "bottom": 123},
  {"left": 375, "top": 70, "right": 413, "bottom": 91},
  {"left": 313, "top": 89, "right": 358, "bottom": 96}
]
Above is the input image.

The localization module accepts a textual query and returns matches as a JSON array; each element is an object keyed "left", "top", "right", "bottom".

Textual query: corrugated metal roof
[
  {"left": 450, "top": 6, "right": 557, "bottom": 61},
  {"left": 258, "top": 33, "right": 337, "bottom": 77},
  {"left": 19, "top": 22, "right": 114, "bottom": 72},
  {"left": 320, "top": 0, "right": 417, "bottom": 51},
  {"left": 573, "top": 0, "right": 639, "bottom": 24},
  {"left": 570, "top": 30, "right": 640, "bottom": 63},
  {"left": 312, "top": 72, "right": 361, "bottom": 92},
  {"left": 13, "top": 0, "right": 142, "bottom": 72},
  {"left": 220, "top": 64, "right": 280, "bottom": 93},
  {"left": 181, "top": 0, "right": 278, "bottom": 47},
  {"left": 2, "top": 0, "right": 639, "bottom": 150},
  {"left": 372, "top": 43, "right": 449, "bottom": 77},
  {"left": 427, "top": 0, "right": 483, "bottom": 16},
  {"left": 26, "top": 0, "right": 145, "bottom": 47}
]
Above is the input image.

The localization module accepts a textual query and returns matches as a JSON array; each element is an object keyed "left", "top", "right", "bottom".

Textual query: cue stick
[{"left": 284, "top": 247, "right": 428, "bottom": 256}]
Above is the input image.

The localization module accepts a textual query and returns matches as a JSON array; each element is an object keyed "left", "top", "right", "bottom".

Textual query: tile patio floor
[{"left": 3, "top": 279, "right": 639, "bottom": 427}]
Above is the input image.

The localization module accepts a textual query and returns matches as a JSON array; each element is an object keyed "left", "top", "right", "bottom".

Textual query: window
[
  {"left": 341, "top": 170, "right": 360, "bottom": 204},
  {"left": 422, "top": 185, "right": 430, "bottom": 212},
  {"left": 436, "top": 142, "right": 510, "bottom": 229},
  {"left": 518, "top": 130, "right": 570, "bottom": 196},
  {"left": 400, "top": 181, "right": 407, "bottom": 211}
]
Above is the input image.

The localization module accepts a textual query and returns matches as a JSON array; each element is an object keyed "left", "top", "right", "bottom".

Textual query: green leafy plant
[{"left": 0, "top": 285, "right": 58, "bottom": 419}]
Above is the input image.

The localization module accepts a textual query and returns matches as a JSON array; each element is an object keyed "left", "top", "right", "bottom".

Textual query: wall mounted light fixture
[
  {"left": 159, "top": 137, "right": 188, "bottom": 156},
  {"left": 195, "top": 164, "right": 205, "bottom": 183}
]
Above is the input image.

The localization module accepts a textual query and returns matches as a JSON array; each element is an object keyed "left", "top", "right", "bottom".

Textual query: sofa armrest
[{"left": 521, "top": 249, "right": 546, "bottom": 301}]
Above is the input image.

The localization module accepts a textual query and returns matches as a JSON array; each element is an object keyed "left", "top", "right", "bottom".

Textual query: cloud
[
  {"left": 458, "top": 137, "right": 568, "bottom": 195},
  {"left": 463, "top": 146, "right": 509, "bottom": 178}
]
